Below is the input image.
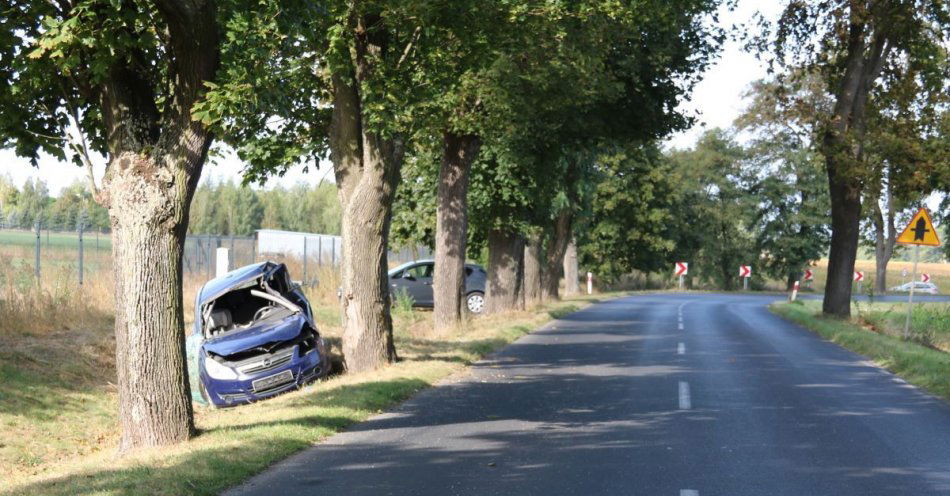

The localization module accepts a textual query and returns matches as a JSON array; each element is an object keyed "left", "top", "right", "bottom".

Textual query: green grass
[
  {"left": 1, "top": 294, "right": 609, "bottom": 496},
  {"left": 853, "top": 301, "right": 950, "bottom": 351},
  {"left": 771, "top": 300, "right": 950, "bottom": 401},
  {"left": 0, "top": 229, "right": 112, "bottom": 250}
]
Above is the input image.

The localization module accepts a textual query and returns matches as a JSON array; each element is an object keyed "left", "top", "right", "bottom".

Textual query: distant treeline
[
  {"left": 0, "top": 176, "right": 109, "bottom": 231},
  {"left": 189, "top": 180, "right": 341, "bottom": 236},
  {"left": 0, "top": 175, "right": 341, "bottom": 236}
]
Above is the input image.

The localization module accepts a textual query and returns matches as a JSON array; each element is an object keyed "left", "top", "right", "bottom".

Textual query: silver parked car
[{"left": 888, "top": 281, "right": 939, "bottom": 295}]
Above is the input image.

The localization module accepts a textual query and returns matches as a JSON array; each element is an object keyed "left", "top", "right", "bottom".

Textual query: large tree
[
  {"left": 204, "top": 1, "right": 505, "bottom": 370},
  {"left": 763, "top": 0, "right": 949, "bottom": 316},
  {"left": 1, "top": 0, "right": 221, "bottom": 449},
  {"left": 667, "top": 130, "right": 757, "bottom": 290},
  {"left": 736, "top": 77, "right": 831, "bottom": 289}
]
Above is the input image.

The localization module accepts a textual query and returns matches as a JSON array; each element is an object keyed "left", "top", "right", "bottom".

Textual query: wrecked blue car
[{"left": 188, "top": 261, "right": 330, "bottom": 408}]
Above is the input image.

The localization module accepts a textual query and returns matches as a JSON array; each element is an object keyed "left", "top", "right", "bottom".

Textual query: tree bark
[
  {"left": 88, "top": 0, "right": 219, "bottom": 451},
  {"left": 523, "top": 236, "right": 542, "bottom": 308},
  {"left": 541, "top": 209, "right": 572, "bottom": 301},
  {"left": 563, "top": 237, "right": 579, "bottom": 296},
  {"left": 330, "top": 70, "right": 402, "bottom": 372},
  {"left": 823, "top": 173, "right": 862, "bottom": 315},
  {"left": 485, "top": 229, "right": 524, "bottom": 314},
  {"left": 433, "top": 132, "right": 481, "bottom": 332},
  {"left": 105, "top": 152, "right": 203, "bottom": 451}
]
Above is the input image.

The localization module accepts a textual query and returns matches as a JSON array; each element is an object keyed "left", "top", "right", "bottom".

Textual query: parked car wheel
[{"left": 466, "top": 291, "right": 485, "bottom": 314}]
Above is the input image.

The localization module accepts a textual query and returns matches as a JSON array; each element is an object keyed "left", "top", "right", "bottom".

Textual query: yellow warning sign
[{"left": 896, "top": 208, "right": 941, "bottom": 246}]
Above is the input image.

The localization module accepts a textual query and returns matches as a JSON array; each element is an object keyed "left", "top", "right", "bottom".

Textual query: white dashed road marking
[
  {"left": 680, "top": 490, "right": 699, "bottom": 496},
  {"left": 678, "top": 381, "right": 691, "bottom": 410},
  {"left": 678, "top": 322, "right": 684, "bottom": 330},
  {"left": 678, "top": 342, "right": 685, "bottom": 355}
]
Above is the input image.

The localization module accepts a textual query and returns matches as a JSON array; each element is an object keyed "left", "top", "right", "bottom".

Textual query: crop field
[{"left": 796, "top": 258, "right": 950, "bottom": 295}]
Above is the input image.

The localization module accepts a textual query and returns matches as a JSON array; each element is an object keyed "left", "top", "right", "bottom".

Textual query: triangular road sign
[{"left": 896, "top": 208, "right": 941, "bottom": 246}]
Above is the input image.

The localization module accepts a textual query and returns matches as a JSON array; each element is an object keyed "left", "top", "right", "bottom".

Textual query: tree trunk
[
  {"left": 820, "top": 10, "right": 890, "bottom": 317},
  {"left": 823, "top": 168, "right": 862, "bottom": 316},
  {"left": 563, "top": 237, "right": 579, "bottom": 296},
  {"left": 872, "top": 188, "right": 896, "bottom": 294},
  {"left": 330, "top": 69, "right": 402, "bottom": 372},
  {"left": 104, "top": 150, "right": 205, "bottom": 451},
  {"left": 85, "top": 0, "right": 219, "bottom": 452},
  {"left": 485, "top": 229, "right": 524, "bottom": 314},
  {"left": 541, "top": 209, "right": 572, "bottom": 301},
  {"left": 433, "top": 133, "right": 481, "bottom": 332},
  {"left": 523, "top": 236, "right": 542, "bottom": 308}
]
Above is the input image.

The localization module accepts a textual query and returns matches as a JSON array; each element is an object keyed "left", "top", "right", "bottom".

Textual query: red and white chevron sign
[
  {"left": 853, "top": 271, "right": 864, "bottom": 282},
  {"left": 739, "top": 265, "right": 751, "bottom": 278},
  {"left": 675, "top": 262, "right": 688, "bottom": 277},
  {"left": 803, "top": 269, "right": 813, "bottom": 281},
  {"left": 921, "top": 273, "right": 931, "bottom": 283}
]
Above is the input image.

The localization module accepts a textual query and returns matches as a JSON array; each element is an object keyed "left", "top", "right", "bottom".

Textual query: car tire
[{"left": 466, "top": 291, "right": 485, "bottom": 314}]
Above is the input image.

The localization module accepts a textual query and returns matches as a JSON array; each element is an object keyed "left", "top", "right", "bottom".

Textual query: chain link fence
[{"left": 2, "top": 224, "right": 430, "bottom": 287}]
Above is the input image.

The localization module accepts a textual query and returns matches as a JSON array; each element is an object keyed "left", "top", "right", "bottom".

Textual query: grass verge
[
  {"left": 770, "top": 300, "right": 950, "bottom": 401},
  {"left": 2, "top": 293, "right": 606, "bottom": 496}
]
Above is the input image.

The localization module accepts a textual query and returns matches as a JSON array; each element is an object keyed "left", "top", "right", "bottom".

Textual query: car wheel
[{"left": 466, "top": 291, "right": 485, "bottom": 314}]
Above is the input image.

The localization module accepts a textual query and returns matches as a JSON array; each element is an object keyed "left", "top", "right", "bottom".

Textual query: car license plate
[{"left": 252, "top": 370, "right": 293, "bottom": 392}]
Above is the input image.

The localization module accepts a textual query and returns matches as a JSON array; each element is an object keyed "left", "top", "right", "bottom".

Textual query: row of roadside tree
[{"left": 0, "top": 0, "right": 946, "bottom": 457}]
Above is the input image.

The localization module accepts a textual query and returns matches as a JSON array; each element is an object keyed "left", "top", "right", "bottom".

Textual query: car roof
[{"left": 197, "top": 261, "right": 280, "bottom": 305}]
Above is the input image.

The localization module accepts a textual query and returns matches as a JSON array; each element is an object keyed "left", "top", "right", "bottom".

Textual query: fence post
[
  {"left": 252, "top": 231, "right": 258, "bottom": 264},
  {"left": 331, "top": 239, "right": 336, "bottom": 266},
  {"left": 34, "top": 221, "right": 41, "bottom": 282},
  {"left": 78, "top": 221, "right": 84, "bottom": 286},
  {"left": 317, "top": 236, "right": 323, "bottom": 266},
  {"left": 195, "top": 236, "right": 201, "bottom": 276},
  {"left": 207, "top": 235, "right": 213, "bottom": 279},
  {"left": 216, "top": 247, "right": 230, "bottom": 277},
  {"left": 303, "top": 236, "right": 308, "bottom": 284}
]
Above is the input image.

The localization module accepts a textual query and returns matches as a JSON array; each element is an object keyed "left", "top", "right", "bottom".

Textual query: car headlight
[{"left": 204, "top": 357, "right": 238, "bottom": 380}]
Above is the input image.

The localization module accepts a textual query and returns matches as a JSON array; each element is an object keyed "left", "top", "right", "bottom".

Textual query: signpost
[
  {"left": 895, "top": 208, "right": 941, "bottom": 340},
  {"left": 675, "top": 262, "right": 688, "bottom": 290},
  {"left": 587, "top": 272, "right": 593, "bottom": 295},
  {"left": 803, "top": 268, "right": 813, "bottom": 289},
  {"left": 853, "top": 271, "right": 864, "bottom": 294},
  {"left": 739, "top": 265, "right": 751, "bottom": 290},
  {"left": 790, "top": 280, "right": 800, "bottom": 302},
  {"left": 921, "top": 273, "right": 931, "bottom": 284}
]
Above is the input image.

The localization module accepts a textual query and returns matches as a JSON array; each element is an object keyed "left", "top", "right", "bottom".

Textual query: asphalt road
[{"left": 225, "top": 294, "right": 950, "bottom": 496}]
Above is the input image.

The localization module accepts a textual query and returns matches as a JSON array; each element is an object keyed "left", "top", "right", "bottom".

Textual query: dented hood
[{"left": 203, "top": 314, "right": 305, "bottom": 357}]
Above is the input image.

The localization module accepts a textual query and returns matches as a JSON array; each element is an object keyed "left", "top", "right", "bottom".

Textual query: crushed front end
[{"left": 191, "top": 262, "right": 330, "bottom": 408}]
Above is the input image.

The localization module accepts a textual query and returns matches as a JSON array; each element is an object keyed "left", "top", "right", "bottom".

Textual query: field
[
  {"left": 0, "top": 229, "right": 112, "bottom": 250},
  {"left": 788, "top": 258, "right": 950, "bottom": 295}
]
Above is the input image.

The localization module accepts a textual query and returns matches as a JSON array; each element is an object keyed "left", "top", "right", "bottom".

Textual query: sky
[{"left": 1, "top": 0, "right": 785, "bottom": 198}]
